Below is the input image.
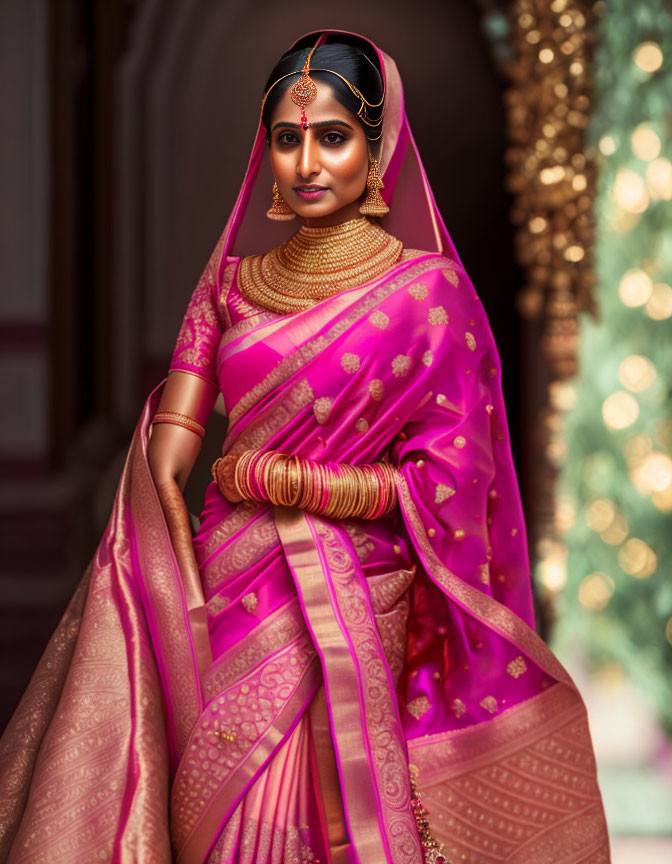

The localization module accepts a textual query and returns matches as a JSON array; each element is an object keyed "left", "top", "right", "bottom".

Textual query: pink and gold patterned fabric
[{"left": 0, "top": 27, "right": 610, "bottom": 864}]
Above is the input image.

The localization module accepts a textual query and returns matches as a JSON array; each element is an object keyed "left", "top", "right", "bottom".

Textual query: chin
[{"left": 297, "top": 202, "right": 360, "bottom": 221}]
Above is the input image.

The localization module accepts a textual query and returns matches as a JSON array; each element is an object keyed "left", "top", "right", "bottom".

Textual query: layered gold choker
[{"left": 237, "top": 217, "right": 403, "bottom": 314}]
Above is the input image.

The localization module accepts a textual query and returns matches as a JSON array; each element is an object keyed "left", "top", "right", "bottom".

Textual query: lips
[{"left": 293, "top": 185, "right": 329, "bottom": 201}]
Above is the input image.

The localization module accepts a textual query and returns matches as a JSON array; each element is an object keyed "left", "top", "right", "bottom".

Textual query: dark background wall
[{"left": 0, "top": 0, "right": 531, "bottom": 728}]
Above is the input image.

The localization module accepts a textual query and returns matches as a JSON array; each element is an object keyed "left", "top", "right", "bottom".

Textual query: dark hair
[{"left": 261, "top": 35, "right": 385, "bottom": 152}]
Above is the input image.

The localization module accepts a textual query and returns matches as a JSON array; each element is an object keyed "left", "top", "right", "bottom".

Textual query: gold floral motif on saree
[
  {"left": 441, "top": 265, "right": 460, "bottom": 286},
  {"left": 408, "top": 282, "right": 429, "bottom": 300},
  {"left": 435, "top": 483, "right": 455, "bottom": 504},
  {"left": 391, "top": 354, "right": 412, "bottom": 377},
  {"left": 406, "top": 696, "right": 431, "bottom": 720},
  {"left": 369, "top": 378, "right": 385, "bottom": 401},
  {"left": 241, "top": 592, "right": 258, "bottom": 613},
  {"left": 369, "top": 309, "right": 390, "bottom": 329},
  {"left": 340, "top": 352, "right": 361, "bottom": 374},
  {"left": 451, "top": 698, "right": 467, "bottom": 718},
  {"left": 507, "top": 655, "right": 528, "bottom": 678},
  {"left": 207, "top": 593, "right": 231, "bottom": 616},
  {"left": 479, "top": 695, "right": 499, "bottom": 714},
  {"left": 313, "top": 396, "right": 333, "bottom": 425},
  {"left": 428, "top": 305, "right": 449, "bottom": 325}
]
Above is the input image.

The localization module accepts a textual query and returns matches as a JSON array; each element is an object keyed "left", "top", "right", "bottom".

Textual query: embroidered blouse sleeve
[{"left": 169, "top": 239, "right": 234, "bottom": 385}]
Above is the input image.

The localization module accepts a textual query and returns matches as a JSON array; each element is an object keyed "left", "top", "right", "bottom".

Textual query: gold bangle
[{"left": 152, "top": 410, "right": 205, "bottom": 439}]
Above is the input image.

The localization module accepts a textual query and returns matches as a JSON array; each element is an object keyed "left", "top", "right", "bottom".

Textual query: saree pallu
[{"left": 0, "top": 252, "right": 610, "bottom": 863}]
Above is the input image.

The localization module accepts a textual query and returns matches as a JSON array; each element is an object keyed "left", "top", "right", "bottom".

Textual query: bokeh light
[
  {"left": 599, "top": 135, "right": 617, "bottom": 156},
  {"left": 646, "top": 282, "right": 672, "bottom": 319},
  {"left": 631, "top": 125, "right": 662, "bottom": 161},
  {"left": 612, "top": 167, "right": 649, "bottom": 213},
  {"left": 618, "top": 355, "right": 657, "bottom": 392},
  {"left": 536, "top": 538, "right": 568, "bottom": 592},
  {"left": 618, "top": 538, "right": 658, "bottom": 578},
  {"left": 618, "top": 269, "right": 653, "bottom": 307},
  {"left": 578, "top": 571, "right": 615, "bottom": 610},
  {"left": 585, "top": 497, "right": 616, "bottom": 532},
  {"left": 564, "top": 244, "right": 584, "bottom": 262},
  {"left": 633, "top": 41, "right": 664, "bottom": 73},
  {"left": 601, "top": 514, "right": 629, "bottom": 545},
  {"left": 646, "top": 158, "right": 672, "bottom": 199},
  {"left": 630, "top": 452, "right": 672, "bottom": 495},
  {"left": 602, "top": 391, "right": 639, "bottom": 429}
]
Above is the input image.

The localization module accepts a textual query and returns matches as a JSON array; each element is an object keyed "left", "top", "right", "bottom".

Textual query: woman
[{"left": 0, "top": 29, "right": 610, "bottom": 864}]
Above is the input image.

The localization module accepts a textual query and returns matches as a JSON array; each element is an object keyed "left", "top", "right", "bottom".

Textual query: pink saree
[{"left": 0, "top": 29, "right": 610, "bottom": 864}]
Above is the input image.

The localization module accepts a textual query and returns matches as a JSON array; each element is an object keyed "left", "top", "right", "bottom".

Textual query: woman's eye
[
  {"left": 277, "top": 132, "right": 299, "bottom": 145},
  {"left": 323, "top": 132, "right": 345, "bottom": 144}
]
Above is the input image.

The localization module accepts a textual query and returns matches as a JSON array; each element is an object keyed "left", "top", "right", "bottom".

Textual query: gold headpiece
[
  {"left": 260, "top": 41, "right": 385, "bottom": 140},
  {"left": 289, "top": 46, "right": 319, "bottom": 130}
]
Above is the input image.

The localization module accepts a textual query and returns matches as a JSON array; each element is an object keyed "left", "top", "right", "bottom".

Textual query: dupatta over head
[{"left": 0, "top": 28, "right": 610, "bottom": 864}]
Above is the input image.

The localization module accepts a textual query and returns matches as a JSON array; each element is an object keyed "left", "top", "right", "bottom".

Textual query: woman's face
[{"left": 268, "top": 82, "right": 371, "bottom": 227}]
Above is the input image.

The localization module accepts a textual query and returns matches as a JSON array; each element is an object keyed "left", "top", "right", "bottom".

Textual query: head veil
[{"left": 215, "top": 28, "right": 463, "bottom": 274}]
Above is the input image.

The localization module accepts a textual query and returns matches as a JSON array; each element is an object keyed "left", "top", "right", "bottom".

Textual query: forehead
[{"left": 269, "top": 81, "right": 357, "bottom": 126}]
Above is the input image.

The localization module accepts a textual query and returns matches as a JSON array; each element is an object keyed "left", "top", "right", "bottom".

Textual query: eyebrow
[{"left": 270, "top": 119, "right": 354, "bottom": 132}]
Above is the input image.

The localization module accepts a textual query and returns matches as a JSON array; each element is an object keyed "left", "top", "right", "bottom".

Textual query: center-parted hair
[{"left": 261, "top": 34, "right": 385, "bottom": 151}]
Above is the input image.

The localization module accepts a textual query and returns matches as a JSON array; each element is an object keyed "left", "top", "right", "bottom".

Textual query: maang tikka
[{"left": 289, "top": 45, "right": 319, "bottom": 130}]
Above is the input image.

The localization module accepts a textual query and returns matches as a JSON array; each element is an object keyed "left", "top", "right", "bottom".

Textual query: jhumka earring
[
  {"left": 359, "top": 153, "right": 389, "bottom": 217},
  {"left": 266, "top": 180, "right": 295, "bottom": 221}
]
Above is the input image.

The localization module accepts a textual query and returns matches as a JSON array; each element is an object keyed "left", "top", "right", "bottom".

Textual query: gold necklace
[{"left": 237, "top": 217, "right": 403, "bottom": 314}]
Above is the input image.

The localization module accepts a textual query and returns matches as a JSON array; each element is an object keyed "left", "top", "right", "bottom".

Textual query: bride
[{"left": 0, "top": 28, "right": 610, "bottom": 864}]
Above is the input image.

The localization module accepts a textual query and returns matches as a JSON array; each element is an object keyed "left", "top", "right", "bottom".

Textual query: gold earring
[
  {"left": 267, "top": 180, "right": 295, "bottom": 221},
  {"left": 359, "top": 154, "right": 389, "bottom": 217}
]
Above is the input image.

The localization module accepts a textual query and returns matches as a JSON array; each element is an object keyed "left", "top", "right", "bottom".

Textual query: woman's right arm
[{"left": 147, "top": 370, "right": 219, "bottom": 602}]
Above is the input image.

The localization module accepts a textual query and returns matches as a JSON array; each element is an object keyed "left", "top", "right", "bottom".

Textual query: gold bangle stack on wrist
[{"left": 215, "top": 449, "right": 398, "bottom": 520}]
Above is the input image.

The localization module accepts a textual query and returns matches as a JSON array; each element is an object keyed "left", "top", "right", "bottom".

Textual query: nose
[{"left": 297, "top": 131, "right": 320, "bottom": 180}]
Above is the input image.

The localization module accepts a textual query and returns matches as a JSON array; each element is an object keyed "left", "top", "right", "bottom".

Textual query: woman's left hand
[{"left": 213, "top": 453, "right": 243, "bottom": 502}]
